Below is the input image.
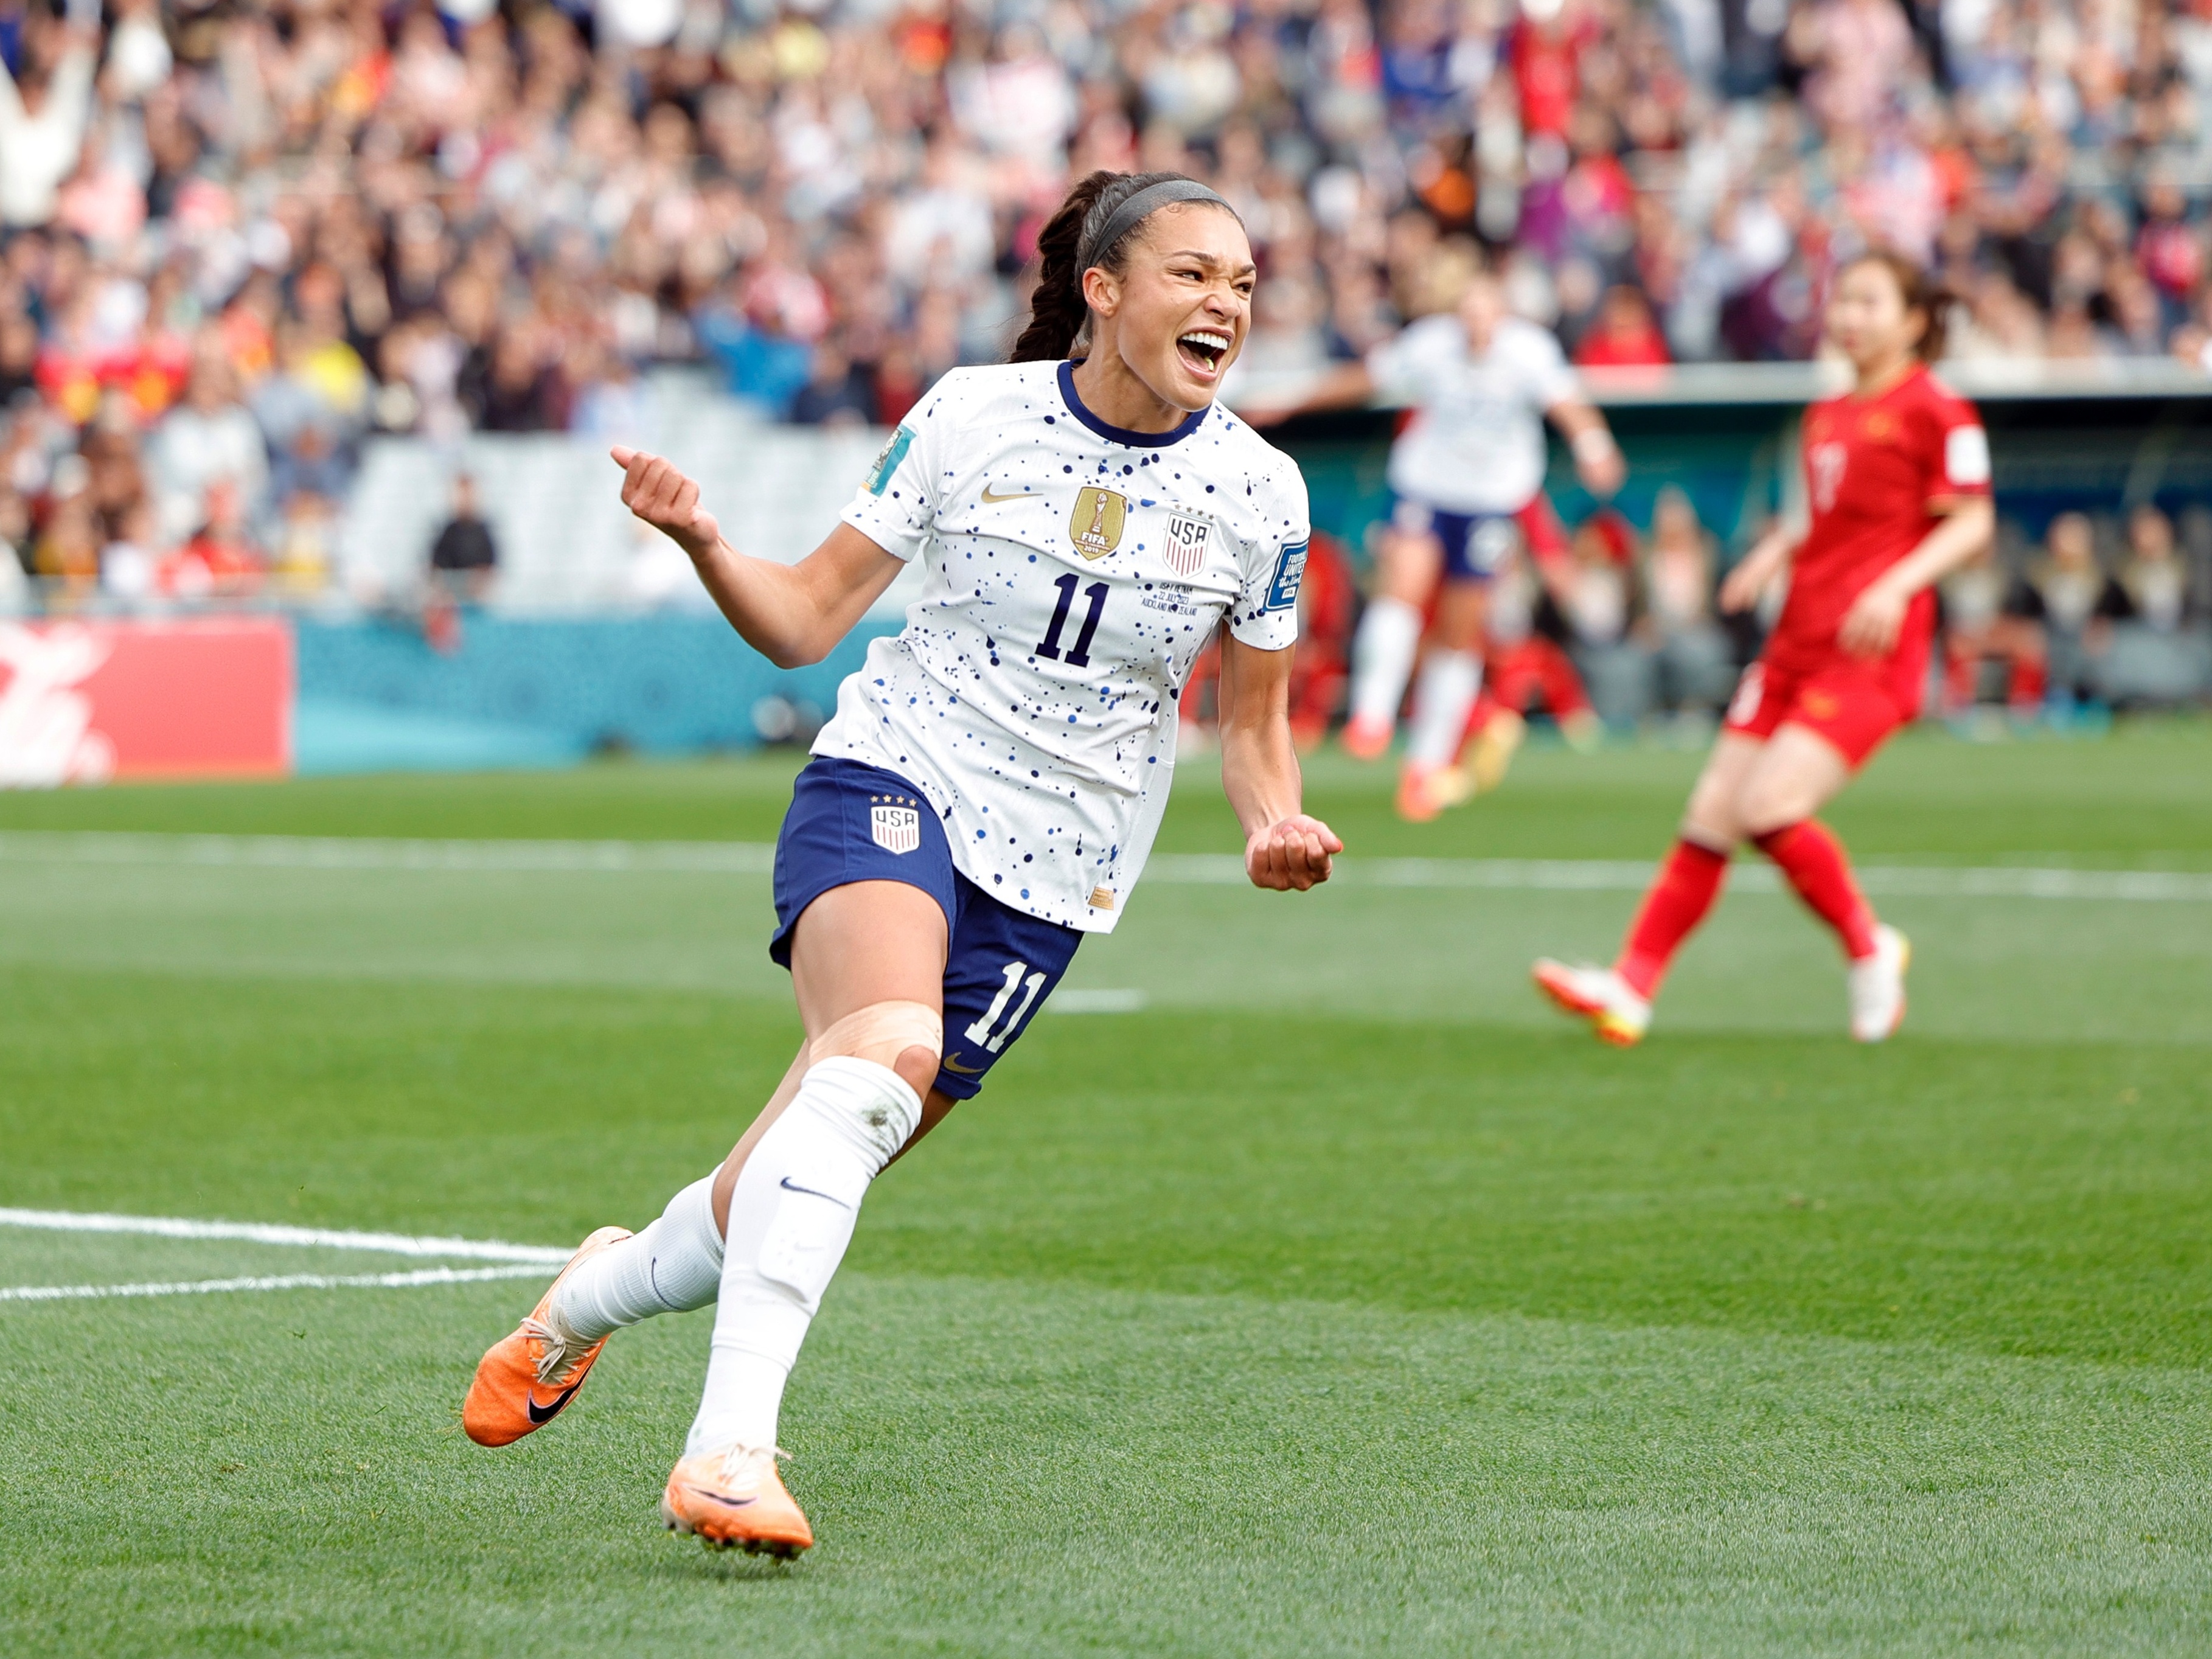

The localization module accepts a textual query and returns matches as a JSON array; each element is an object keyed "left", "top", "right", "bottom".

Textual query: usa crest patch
[
  {"left": 1163, "top": 513, "right": 1210, "bottom": 576},
  {"left": 870, "top": 802, "right": 921, "bottom": 854}
]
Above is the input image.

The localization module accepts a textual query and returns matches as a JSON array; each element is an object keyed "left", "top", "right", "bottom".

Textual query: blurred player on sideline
[
  {"left": 1534, "top": 253, "right": 1995, "bottom": 1045},
  {"left": 457, "top": 170, "right": 1337, "bottom": 1556},
  {"left": 1248, "top": 254, "right": 1623, "bottom": 820}
]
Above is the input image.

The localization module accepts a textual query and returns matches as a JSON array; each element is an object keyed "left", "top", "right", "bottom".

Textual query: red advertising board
[{"left": 0, "top": 617, "right": 293, "bottom": 785}]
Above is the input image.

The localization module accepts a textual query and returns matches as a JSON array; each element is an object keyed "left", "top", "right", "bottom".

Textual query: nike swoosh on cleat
[
  {"left": 526, "top": 1379, "right": 585, "bottom": 1424},
  {"left": 691, "top": 1489, "right": 760, "bottom": 1508},
  {"left": 940, "top": 1053, "right": 984, "bottom": 1075},
  {"left": 979, "top": 485, "right": 1037, "bottom": 504},
  {"left": 779, "top": 1175, "right": 852, "bottom": 1208}
]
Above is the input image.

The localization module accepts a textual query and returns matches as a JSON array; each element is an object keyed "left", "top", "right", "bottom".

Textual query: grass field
[{"left": 3, "top": 722, "right": 2210, "bottom": 1656}]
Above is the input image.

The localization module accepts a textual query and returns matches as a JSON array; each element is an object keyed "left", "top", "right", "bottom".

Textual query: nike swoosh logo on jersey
[
  {"left": 526, "top": 1379, "right": 585, "bottom": 1424},
  {"left": 940, "top": 1054, "right": 984, "bottom": 1075},
  {"left": 979, "top": 485, "right": 1038, "bottom": 504},
  {"left": 779, "top": 1175, "right": 852, "bottom": 1208}
]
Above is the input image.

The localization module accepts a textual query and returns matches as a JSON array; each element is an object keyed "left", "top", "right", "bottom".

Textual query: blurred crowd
[
  {"left": 7, "top": 0, "right": 2212, "bottom": 602},
  {"left": 1463, "top": 490, "right": 2212, "bottom": 730}
]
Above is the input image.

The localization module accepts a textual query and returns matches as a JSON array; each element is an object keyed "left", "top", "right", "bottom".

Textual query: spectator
[
  {"left": 1574, "top": 286, "right": 1674, "bottom": 369},
  {"left": 1637, "top": 487, "right": 1735, "bottom": 712},
  {"left": 0, "top": 18, "right": 95, "bottom": 229},
  {"left": 2017, "top": 511, "right": 2118, "bottom": 705},
  {"left": 147, "top": 341, "right": 267, "bottom": 548},
  {"left": 429, "top": 473, "right": 499, "bottom": 604},
  {"left": 1939, "top": 540, "right": 2047, "bottom": 716},
  {"left": 2097, "top": 506, "right": 2211, "bottom": 706}
]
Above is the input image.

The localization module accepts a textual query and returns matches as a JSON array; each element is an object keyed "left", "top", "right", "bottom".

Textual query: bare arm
[
  {"left": 1237, "top": 361, "right": 1377, "bottom": 428},
  {"left": 1837, "top": 496, "right": 1996, "bottom": 658},
  {"left": 1216, "top": 630, "right": 1341, "bottom": 891},
  {"left": 1719, "top": 520, "right": 1804, "bottom": 614},
  {"left": 1545, "top": 397, "right": 1625, "bottom": 498},
  {"left": 611, "top": 446, "right": 903, "bottom": 669}
]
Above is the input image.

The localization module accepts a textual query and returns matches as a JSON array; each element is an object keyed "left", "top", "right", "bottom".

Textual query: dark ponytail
[
  {"left": 1847, "top": 249, "right": 1955, "bottom": 363},
  {"left": 1007, "top": 170, "right": 1232, "bottom": 363}
]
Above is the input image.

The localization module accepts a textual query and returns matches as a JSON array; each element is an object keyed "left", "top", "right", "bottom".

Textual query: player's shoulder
[
  {"left": 1495, "top": 315, "right": 1567, "bottom": 363},
  {"left": 1197, "top": 402, "right": 1309, "bottom": 515},
  {"left": 906, "top": 361, "right": 1059, "bottom": 429},
  {"left": 1908, "top": 364, "right": 1983, "bottom": 423}
]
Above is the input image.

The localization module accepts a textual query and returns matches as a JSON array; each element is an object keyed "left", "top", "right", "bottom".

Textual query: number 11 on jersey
[{"left": 1037, "top": 574, "right": 1108, "bottom": 668}]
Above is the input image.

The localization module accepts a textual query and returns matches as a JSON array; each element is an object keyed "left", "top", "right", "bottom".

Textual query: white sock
[
  {"left": 1407, "top": 649, "right": 1483, "bottom": 767},
  {"left": 1349, "top": 597, "right": 1422, "bottom": 728},
  {"left": 686, "top": 1056, "right": 920, "bottom": 1456},
  {"left": 554, "top": 1172, "right": 725, "bottom": 1343}
]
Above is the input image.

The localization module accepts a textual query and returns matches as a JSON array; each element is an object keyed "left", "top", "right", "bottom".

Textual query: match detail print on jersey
[{"left": 823, "top": 359, "right": 1310, "bottom": 933}]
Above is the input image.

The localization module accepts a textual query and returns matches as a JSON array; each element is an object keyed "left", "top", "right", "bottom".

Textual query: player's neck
[
  {"left": 1068, "top": 350, "right": 1194, "bottom": 435},
  {"left": 1849, "top": 352, "right": 1918, "bottom": 400}
]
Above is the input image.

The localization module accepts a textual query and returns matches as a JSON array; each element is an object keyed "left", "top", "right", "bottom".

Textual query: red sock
[
  {"left": 1753, "top": 820, "right": 1879, "bottom": 960},
  {"left": 1615, "top": 839, "right": 1730, "bottom": 999}
]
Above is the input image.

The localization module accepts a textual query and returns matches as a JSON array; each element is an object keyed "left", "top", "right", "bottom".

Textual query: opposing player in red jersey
[{"left": 1533, "top": 252, "right": 1995, "bottom": 1045}]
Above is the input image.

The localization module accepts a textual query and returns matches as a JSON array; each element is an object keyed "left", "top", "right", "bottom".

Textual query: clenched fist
[
  {"left": 1246, "top": 813, "right": 1341, "bottom": 891},
  {"left": 611, "top": 447, "right": 721, "bottom": 561}
]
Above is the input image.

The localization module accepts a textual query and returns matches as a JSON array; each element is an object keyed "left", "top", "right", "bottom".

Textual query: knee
[{"left": 809, "top": 1000, "right": 942, "bottom": 1088}]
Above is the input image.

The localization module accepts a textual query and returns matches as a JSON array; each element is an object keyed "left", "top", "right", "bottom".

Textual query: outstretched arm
[
  {"left": 613, "top": 447, "right": 903, "bottom": 669},
  {"left": 1237, "top": 361, "right": 1377, "bottom": 428},
  {"left": 1545, "top": 397, "right": 1625, "bottom": 498},
  {"left": 1216, "top": 630, "right": 1341, "bottom": 891}
]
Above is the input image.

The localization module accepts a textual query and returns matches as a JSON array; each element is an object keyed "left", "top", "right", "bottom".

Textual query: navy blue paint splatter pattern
[{"left": 818, "top": 360, "right": 1309, "bottom": 933}]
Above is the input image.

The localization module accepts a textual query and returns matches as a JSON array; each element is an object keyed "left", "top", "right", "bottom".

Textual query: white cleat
[
  {"left": 1848, "top": 924, "right": 1911, "bottom": 1043},
  {"left": 1531, "top": 959, "right": 1652, "bottom": 1047}
]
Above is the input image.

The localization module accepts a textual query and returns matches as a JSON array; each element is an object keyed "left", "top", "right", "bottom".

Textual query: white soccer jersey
[
  {"left": 1365, "top": 314, "right": 1578, "bottom": 516},
  {"left": 819, "top": 360, "right": 1310, "bottom": 933}
]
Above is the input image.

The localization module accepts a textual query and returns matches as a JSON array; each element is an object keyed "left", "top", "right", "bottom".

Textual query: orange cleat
[
  {"left": 462, "top": 1225, "right": 632, "bottom": 1448},
  {"left": 662, "top": 1444, "right": 815, "bottom": 1557},
  {"left": 1532, "top": 958, "right": 1652, "bottom": 1046},
  {"left": 1341, "top": 714, "right": 1393, "bottom": 762},
  {"left": 1395, "top": 760, "right": 1450, "bottom": 823}
]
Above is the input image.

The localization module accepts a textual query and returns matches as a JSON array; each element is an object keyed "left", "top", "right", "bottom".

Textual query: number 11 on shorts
[{"left": 966, "top": 959, "right": 1045, "bottom": 1052}]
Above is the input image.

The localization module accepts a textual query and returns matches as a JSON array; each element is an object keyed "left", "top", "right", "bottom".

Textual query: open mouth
[{"left": 1176, "top": 329, "right": 1231, "bottom": 377}]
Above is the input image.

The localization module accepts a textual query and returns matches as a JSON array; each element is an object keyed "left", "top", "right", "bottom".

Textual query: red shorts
[{"left": 1721, "top": 656, "right": 1915, "bottom": 769}]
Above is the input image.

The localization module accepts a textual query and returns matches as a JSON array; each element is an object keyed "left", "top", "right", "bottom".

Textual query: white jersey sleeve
[
  {"left": 838, "top": 377, "right": 964, "bottom": 561},
  {"left": 1505, "top": 318, "right": 1579, "bottom": 412},
  {"left": 1226, "top": 450, "right": 1310, "bottom": 653}
]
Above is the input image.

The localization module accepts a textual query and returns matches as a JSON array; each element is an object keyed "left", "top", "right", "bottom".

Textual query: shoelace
[
  {"left": 523, "top": 1314, "right": 587, "bottom": 1388},
  {"left": 710, "top": 1443, "right": 791, "bottom": 1490}
]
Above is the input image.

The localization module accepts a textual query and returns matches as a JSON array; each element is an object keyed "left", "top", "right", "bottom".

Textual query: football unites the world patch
[
  {"left": 1069, "top": 487, "right": 1127, "bottom": 559},
  {"left": 869, "top": 799, "right": 922, "bottom": 854},
  {"left": 1163, "top": 513, "right": 1210, "bottom": 576},
  {"left": 1265, "top": 539, "right": 1309, "bottom": 611}
]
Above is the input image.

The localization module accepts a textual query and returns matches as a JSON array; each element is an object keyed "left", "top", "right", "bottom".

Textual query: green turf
[{"left": 4, "top": 726, "right": 2210, "bottom": 1655}]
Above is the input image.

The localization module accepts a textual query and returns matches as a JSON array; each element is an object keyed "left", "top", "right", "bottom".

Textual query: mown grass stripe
[{"left": 4, "top": 831, "right": 2210, "bottom": 901}]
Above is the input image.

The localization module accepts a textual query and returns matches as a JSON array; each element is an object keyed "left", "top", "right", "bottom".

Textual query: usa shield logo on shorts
[
  {"left": 1163, "top": 513, "right": 1210, "bottom": 576},
  {"left": 870, "top": 803, "right": 921, "bottom": 855}
]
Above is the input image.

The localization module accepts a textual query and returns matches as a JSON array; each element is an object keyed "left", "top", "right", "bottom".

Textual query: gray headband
[{"left": 1076, "top": 179, "right": 1235, "bottom": 284}]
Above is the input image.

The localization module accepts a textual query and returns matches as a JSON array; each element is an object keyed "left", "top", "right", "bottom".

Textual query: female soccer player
[
  {"left": 1249, "top": 258, "right": 1624, "bottom": 820},
  {"left": 1532, "top": 252, "right": 1994, "bottom": 1044},
  {"left": 459, "top": 171, "right": 1337, "bottom": 1556}
]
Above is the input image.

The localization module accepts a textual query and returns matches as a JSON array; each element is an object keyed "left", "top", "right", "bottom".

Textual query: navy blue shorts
[
  {"left": 1390, "top": 496, "right": 1517, "bottom": 580},
  {"left": 770, "top": 757, "right": 1083, "bottom": 1101}
]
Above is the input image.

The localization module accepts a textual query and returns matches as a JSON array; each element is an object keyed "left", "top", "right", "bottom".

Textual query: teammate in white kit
[
  {"left": 1254, "top": 262, "right": 1624, "bottom": 819},
  {"left": 457, "top": 170, "right": 1340, "bottom": 1556}
]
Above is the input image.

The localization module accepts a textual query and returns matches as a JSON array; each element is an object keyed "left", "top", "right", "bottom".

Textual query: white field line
[
  {"left": 0, "top": 1207, "right": 569, "bottom": 1264},
  {"left": 2, "top": 831, "right": 2210, "bottom": 902},
  {"left": 0, "top": 1264, "right": 549, "bottom": 1303}
]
